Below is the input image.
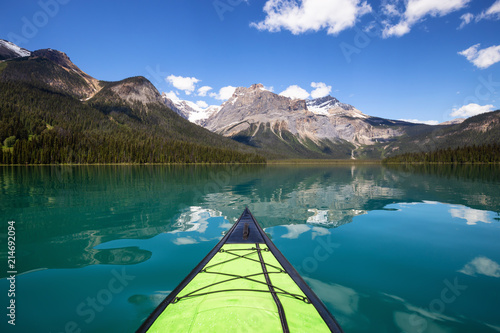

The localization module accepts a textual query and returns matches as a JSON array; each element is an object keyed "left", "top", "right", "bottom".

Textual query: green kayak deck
[{"left": 137, "top": 208, "right": 343, "bottom": 333}]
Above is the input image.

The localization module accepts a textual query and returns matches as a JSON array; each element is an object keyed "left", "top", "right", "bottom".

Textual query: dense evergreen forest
[
  {"left": 383, "top": 143, "right": 500, "bottom": 164},
  {"left": 0, "top": 81, "right": 266, "bottom": 164}
]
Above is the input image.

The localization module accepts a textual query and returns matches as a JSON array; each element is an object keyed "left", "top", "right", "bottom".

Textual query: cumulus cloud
[
  {"left": 166, "top": 75, "right": 200, "bottom": 95},
  {"left": 279, "top": 85, "right": 310, "bottom": 99},
  {"left": 382, "top": 0, "right": 470, "bottom": 38},
  {"left": 197, "top": 86, "right": 213, "bottom": 97},
  {"left": 310, "top": 82, "right": 332, "bottom": 98},
  {"left": 450, "top": 103, "right": 495, "bottom": 118},
  {"left": 459, "top": 256, "right": 500, "bottom": 277},
  {"left": 398, "top": 119, "right": 439, "bottom": 125},
  {"left": 383, "top": 21, "right": 410, "bottom": 37},
  {"left": 251, "top": 0, "right": 372, "bottom": 35},
  {"left": 210, "top": 86, "right": 237, "bottom": 101},
  {"left": 164, "top": 90, "right": 180, "bottom": 102},
  {"left": 458, "top": 44, "right": 500, "bottom": 69}
]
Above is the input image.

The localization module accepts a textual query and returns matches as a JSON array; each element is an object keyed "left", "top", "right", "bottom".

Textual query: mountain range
[
  {"left": 163, "top": 83, "right": 498, "bottom": 159},
  {"left": 0, "top": 40, "right": 264, "bottom": 164},
  {"left": 1, "top": 39, "right": 499, "bottom": 162}
]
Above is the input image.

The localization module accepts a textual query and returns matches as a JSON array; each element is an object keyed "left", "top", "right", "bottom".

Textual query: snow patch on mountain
[
  {"left": 306, "top": 95, "right": 367, "bottom": 118},
  {"left": 161, "top": 92, "right": 221, "bottom": 125},
  {"left": 0, "top": 39, "right": 31, "bottom": 58}
]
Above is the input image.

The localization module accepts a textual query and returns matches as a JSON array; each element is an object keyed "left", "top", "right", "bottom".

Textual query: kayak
[{"left": 137, "top": 207, "right": 343, "bottom": 332}]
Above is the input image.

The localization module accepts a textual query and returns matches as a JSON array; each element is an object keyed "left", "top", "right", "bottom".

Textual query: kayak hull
[{"left": 137, "top": 208, "right": 343, "bottom": 333}]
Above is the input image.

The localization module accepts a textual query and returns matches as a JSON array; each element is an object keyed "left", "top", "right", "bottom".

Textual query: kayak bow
[{"left": 137, "top": 207, "right": 343, "bottom": 332}]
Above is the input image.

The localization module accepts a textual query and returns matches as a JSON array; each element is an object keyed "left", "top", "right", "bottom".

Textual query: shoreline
[{"left": 2, "top": 160, "right": 500, "bottom": 166}]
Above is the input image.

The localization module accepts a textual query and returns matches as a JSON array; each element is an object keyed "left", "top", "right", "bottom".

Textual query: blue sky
[{"left": 2, "top": 0, "right": 500, "bottom": 123}]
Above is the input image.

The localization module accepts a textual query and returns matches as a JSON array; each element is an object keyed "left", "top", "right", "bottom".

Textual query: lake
[{"left": 1, "top": 164, "right": 499, "bottom": 332}]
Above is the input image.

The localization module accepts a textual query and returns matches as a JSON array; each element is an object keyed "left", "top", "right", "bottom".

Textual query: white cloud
[
  {"left": 310, "top": 82, "right": 332, "bottom": 98},
  {"left": 398, "top": 118, "right": 439, "bottom": 125},
  {"left": 458, "top": 44, "right": 500, "bottom": 69},
  {"left": 251, "top": 0, "right": 372, "bottom": 35},
  {"left": 450, "top": 103, "right": 494, "bottom": 118},
  {"left": 382, "top": 0, "right": 470, "bottom": 38},
  {"left": 173, "top": 237, "right": 198, "bottom": 245},
  {"left": 477, "top": 0, "right": 500, "bottom": 21},
  {"left": 219, "top": 86, "right": 237, "bottom": 100},
  {"left": 449, "top": 205, "right": 492, "bottom": 225},
  {"left": 210, "top": 86, "right": 237, "bottom": 101},
  {"left": 458, "top": 1, "right": 500, "bottom": 28},
  {"left": 281, "top": 224, "right": 310, "bottom": 239},
  {"left": 197, "top": 86, "right": 213, "bottom": 97},
  {"left": 304, "top": 278, "right": 360, "bottom": 316},
  {"left": 196, "top": 100, "right": 209, "bottom": 109},
  {"left": 381, "top": 2, "right": 401, "bottom": 17},
  {"left": 166, "top": 75, "right": 200, "bottom": 95},
  {"left": 164, "top": 90, "right": 180, "bottom": 102},
  {"left": 485, "top": 0, "right": 500, "bottom": 16},
  {"left": 382, "top": 21, "right": 410, "bottom": 37},
  {"left": 311, "top": 226, "right": 331, "bottom": 240},
  {"left": 458, "top": 12, "right": 474, "bottom": 29},
  {"left": 279, "top": 85, "right": 310, "bottom": 99},
  {"left": 459, "top": 256, "right": 500, "bottom": 277}
]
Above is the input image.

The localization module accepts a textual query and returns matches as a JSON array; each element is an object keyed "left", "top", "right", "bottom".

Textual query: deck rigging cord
[{"left": 172, "top": 245, "right": 311, "bottom": 305}]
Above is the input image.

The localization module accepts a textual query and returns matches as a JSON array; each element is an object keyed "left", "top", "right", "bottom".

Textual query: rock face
[
  {"left": 206, "top": 84, "right": 310, "bottom": 134},
  {"left": 439, "top": 118, "right": 465, "bottom": 125},
  {"left": 31, "top": 49, "right": 102, "bottom": 98},
  {"left": 109, "top": 76, "right": 163, "bottom": 105},
  {"left": 204, "top": 84, "right": 408, "bottom": 150}
]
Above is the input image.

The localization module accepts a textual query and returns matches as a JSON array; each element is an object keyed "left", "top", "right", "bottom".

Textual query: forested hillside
[
  {"left": 383, "top": 144, "right": 500, "bottom": 164},
  {"left": 0, "top": 58, "right": 265, "bottom": 164}
]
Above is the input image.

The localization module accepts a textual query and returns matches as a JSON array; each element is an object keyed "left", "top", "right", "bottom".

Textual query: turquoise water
[{"left": 1, "top": 164, "right": 499, "bottom": 332}]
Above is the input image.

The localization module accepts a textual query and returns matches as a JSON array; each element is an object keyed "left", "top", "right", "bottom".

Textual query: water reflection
[
  {"left": 1, "top": 164, "right": 499, "bottom": 276},
  {"left": 459, "top": 257, "right": 500, "bottom": 278},
  {"left": 1, "top": 164, "right": 500, "bottom": 333},
  {"left": 449, "top": 205, "right": 493, "bottom": 225},
  {"left": 172, "top": 206, "right": 222, "bottom": 233}
]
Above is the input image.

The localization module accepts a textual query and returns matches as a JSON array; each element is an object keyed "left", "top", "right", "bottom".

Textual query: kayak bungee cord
[{"left": 171, "top": 245, "right": 310, "bottom": 304}]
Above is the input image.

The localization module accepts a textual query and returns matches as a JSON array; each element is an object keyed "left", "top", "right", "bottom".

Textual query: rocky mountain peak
[
  {"left": 110, "top": 76, "right": 163, "bottom": 105},
  {"left": 29, "top": 48, "right": 101, "bottom": 99},
  {"left": 206, "top": 84, "right": 311, "bottom": 133},
  {"left": 32, "top": 49, "right": 79, "bottom": 71},
  {"left": 230, "top": 83, "right": 272, "bottom": 100},
  {"left": 251, "top": 83, "right": 264, "bottom": 90}
]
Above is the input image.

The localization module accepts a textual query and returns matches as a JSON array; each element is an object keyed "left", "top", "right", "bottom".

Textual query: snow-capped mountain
[
  {"left": 162, "top": 93, "right": 221, "bottom": 125},
  {"left": 203, "top": 84, "right": 408, "bottom": 153},
  {"left": 306, "top": 95, "right": 367, "bottom": 118},
  {"left": 0, "top": 39, "right": 31, "bottom": 60}
]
